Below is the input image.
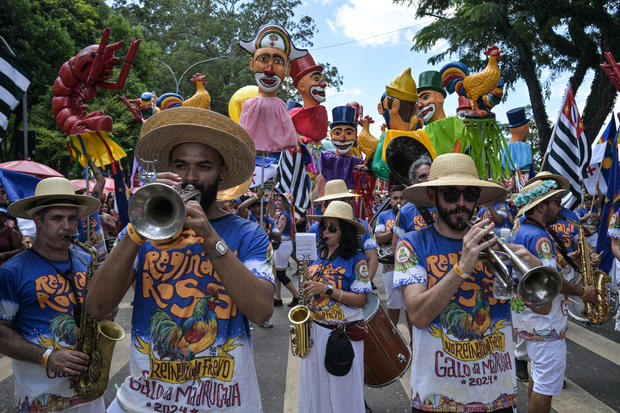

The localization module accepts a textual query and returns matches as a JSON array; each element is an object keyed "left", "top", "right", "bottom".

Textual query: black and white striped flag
[
  {"left": 0, "top": 47, "right": 33, "bottom": 131},
  {"left": 544, "top": 86, "right": 591, "bottom": 210},
  {"left": 275, "top": 146, "right": 311, "bottom": 215}
]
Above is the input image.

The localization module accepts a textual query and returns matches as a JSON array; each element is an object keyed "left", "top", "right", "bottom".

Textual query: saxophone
[
  {"left": 568, "top": 220, "right": 618, "bottom": 324},
  {"left": 288, "top": 260, "right": 313, "bottom": 358},
  {"left": 70, "top": 238, "right": 126, "bottom": 399}
]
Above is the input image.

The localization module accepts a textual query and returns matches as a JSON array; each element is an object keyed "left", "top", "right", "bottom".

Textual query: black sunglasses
[
  {"left": 438, "top": 187, "right": 481, "bottom": 203},
  {"left": 320, "top": 223, "right": 339, "bottom": 233}
]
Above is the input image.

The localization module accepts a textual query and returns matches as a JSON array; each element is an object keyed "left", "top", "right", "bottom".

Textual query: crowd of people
[{"left": 0, "top": 22, "right": 618, "bottom": 413}]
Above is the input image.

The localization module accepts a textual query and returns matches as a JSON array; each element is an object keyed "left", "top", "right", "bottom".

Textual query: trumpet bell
[
  {"left": 517, "top": 267, "right": 562, "bottom": 307},
  {"left": 128, "top": 183, "right": 187, "bottom": 241}
]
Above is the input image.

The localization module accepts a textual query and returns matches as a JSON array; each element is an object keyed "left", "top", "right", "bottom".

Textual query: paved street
[{"left": 1, "top": 262, "right": 619, "bottom": 412}]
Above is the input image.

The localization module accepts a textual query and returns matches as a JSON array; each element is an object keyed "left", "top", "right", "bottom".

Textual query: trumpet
[
  {"left": 460, "top": 213, "right": 562, "bottom": 307},
  {"left": 128, "top": 183, "right": 200, "bottom": 242}
]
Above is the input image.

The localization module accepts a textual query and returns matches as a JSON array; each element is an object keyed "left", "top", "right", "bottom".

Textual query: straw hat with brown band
[
  {"left": 8, "top": 177, "right": 101, "bottom": 219},
  {"left": 314, "top": 179, "right": 360, "bottom": 202},
  {"left": 135, "top": 107, "right": 255, "bottom": 191},
  {"left": 513, "top": 179, "right": 567, "bottom": 217},
  {"left": 525, "top": 171, "right": 569, "bottom": 191},
  {"left": 307, "top": 200, "right": 366, "bottom": 234},
  {"left": 403, "top": 153, "right": 507, "bottom": 208}
]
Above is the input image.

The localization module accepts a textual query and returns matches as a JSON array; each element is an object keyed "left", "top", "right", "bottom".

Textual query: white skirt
[
  {"left": 274, "top": 239, "right": 293, "bottom": 269},
  {"left": 298, "top": 323, "right": 365, "bottom": 413}
]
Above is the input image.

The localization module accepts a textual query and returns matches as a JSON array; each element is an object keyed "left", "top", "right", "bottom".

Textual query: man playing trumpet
[
  {"left": 87, "top": 107, "right": 274, "bottom": 412},
  {"left": 394, "top": 153, "right": 540, "bottom": 413}
]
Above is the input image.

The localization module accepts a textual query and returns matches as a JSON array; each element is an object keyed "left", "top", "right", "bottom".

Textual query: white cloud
[{"left": 326, "top": 0, "right": 432, "bottom": 47}]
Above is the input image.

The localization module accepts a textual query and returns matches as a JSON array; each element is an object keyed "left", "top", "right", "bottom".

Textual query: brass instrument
[
  {"left": 460, "top": 213, "right": 562, "bottom": 307},
  {"left": 288, "top": 259, "right": 313, "bottom": 358},
  {"left": 566, "top": 220, "right": 618, "bottom": 324},
  {"left": 128, "top": 183, "right": 200, "bottom": 241},
  {"left": 70, "top": 238, "right": 125, "bottom": 399},
  {"left": 375, "top": 203, "right": 400, "bottom": 265}
]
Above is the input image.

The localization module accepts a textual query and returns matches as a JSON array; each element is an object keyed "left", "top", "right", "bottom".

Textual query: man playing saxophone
[
  {"left": 86, "top": 107, "right": 274, "bottom": 413},
  {"left": 0, "top": 177, "right": 104, "bottom": 412},
  {"left": 511, "top": 175, "right": 597, "bottom": 413}
]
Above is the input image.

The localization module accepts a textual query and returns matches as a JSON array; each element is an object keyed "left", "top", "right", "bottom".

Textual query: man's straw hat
[
  {"left": 315, "top": 179, "right": 360, "bottom": 202},
  {"left": 135, "top": 107, "right": 255, "bottom": 190},
  {"left": 8, "top": 177, "right": 101, "bottom": 219},
  {"left": 514, "top": 179, "right": 566, "bottom": 217},
  {"left": 308, "top": 200, "right": 366, "bottom": 234},
  {"left": 403, "top": 153, "right": 507, "bottom": 207}
]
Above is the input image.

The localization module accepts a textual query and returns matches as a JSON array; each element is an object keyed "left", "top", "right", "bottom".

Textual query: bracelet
[
  {"left": 126, "top": 223, "right": 146, "bottom": 246},
  {"left": 453, "top": 263, "right": 471, "bottom": 279},
  {"left": 41, "top": 348, "right": 53, "bottom": 368},
  {"left": 338, "top": 288, "right": 343, "bottom": 302}
]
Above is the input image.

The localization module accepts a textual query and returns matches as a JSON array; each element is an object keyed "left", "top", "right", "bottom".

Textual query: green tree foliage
[
  {"left": 398, "top": 0, "right": 619, "bottom": 153},
  {"left": 2, "top": 0, "right": 340, "bottom": 177}
]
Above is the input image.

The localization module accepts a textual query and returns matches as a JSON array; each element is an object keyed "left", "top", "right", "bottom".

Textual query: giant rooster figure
[
  {"left": 52, "top": 27, "right": 140, "bottom": 135},
  {"left": 439, "top": 289, "right": 491, "bottom": 340},
  {"left": 149, "top": 289, "right": 222, "bottom": 361},
  {"left": 440, "top": 45, "right": 504, "bottom": 117}
]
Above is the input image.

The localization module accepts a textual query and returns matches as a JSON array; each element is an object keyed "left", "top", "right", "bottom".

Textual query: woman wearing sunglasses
[{"left": 298, "top": 200, "right": 371, "bottom": 413}]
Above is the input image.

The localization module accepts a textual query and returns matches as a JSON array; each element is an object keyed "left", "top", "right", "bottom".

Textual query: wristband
[
  {"left": 453, "top": 263, "right": 471, "bottom": 279},
  {"left": 338, "top": 288, "right": 343, "bottom": 302},
  {"left": 126, "top": 223, "right": 146, "bottom": 246},
  {"left": 41, "top": 348, "right": 53, "bottom": 368}
]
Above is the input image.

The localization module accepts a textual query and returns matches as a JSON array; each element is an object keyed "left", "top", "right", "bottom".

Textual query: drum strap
[{"left": 313, "top": 320, "right": 368, "bottom": 341}]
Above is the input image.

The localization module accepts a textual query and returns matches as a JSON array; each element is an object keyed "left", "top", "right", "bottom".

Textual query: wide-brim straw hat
[
  {"left": 308, "top": 200, "right": 366, "bottom": 234},
  {"left": 403, "top": 153, "right": 507, "bottom": 208},
  {"left": 135, "top": 107, "right": 255, "bottom": 191},
  {"left": 8, "top": 177, "right": 101, "bottom": 219},
  {"left": 525, "top": 171, "right": 569, "bottom": 190},
  {"left": 515, "top": 179, "right": 567, "bottom": 217},
  {"left": 315, "top": 179, "right": 360, "bottom": 202}
]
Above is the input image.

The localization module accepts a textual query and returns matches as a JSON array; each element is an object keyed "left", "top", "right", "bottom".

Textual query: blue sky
[{"left": 295, "top": 0, "right": 618, "bottom": 138}]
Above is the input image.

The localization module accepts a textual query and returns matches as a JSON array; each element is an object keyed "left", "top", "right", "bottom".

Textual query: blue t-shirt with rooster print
[
  {"left": 393, "top": 226, "right": 516, "bottom": 412},
  {"left": 307, "top": 250, "right": 371, "bottom": 325},
  {"left": 115, "top": 213, "right": 274, "bottom": 412},
  {"left": 0, "top": 247, "right": 105, "bottom": 412}
]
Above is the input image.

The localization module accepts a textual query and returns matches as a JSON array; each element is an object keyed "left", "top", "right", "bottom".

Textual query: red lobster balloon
[{"left": 52, "top": 27, "right": 140, "bottom": 135}]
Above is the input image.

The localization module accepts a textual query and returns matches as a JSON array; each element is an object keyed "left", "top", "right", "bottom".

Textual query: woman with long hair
[
  {"left": 273, "top": 193, "right": 300, "bottom": 307},
  {"left": 298, "top": 200, "right": 371, "bottom": 412}
]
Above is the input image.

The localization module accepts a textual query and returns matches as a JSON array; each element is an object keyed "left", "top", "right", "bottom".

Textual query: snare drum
[{"left": 362, "top": 293, "right": 411, "bottom": 387}]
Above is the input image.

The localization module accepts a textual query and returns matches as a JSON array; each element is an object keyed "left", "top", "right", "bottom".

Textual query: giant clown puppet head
[
  {"left": 290, "top": 53, "right": 327, "bottom": 106},
  {"left": 239, "top": 24, "right": 307, "bottom": 98},
  {"left": 330, "top": 106, "right": 357, "bottom": 156},
  {"left": 416, "top": 70, "right": 447, "bottom": 124}
]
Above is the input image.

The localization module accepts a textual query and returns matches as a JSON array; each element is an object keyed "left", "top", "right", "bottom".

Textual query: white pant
[
  {"left": 298, "top": 323, "right": 365, "bottom": 413},
  {"left": 274, "top": 239, "right": 293, "bottom": 269},
  {"left": 381, "top": 270, "right": 404, "bottom": 310},
  {"left": 527, "top": 339, "right": 566, "bottom": 396}
]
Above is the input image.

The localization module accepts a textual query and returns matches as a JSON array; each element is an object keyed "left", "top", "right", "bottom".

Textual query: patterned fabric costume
[
  {"left": 393, "top": 226, "right": 516, "bottom": 412},
  {"left": 112, "top": 214, "right": 273, "bottom": 412},
  {"left": 298, "top": 250, "right": 371, "bottom": 413},
  {"left": 0, "top": 249, "right": 105, "bottom": 412}
]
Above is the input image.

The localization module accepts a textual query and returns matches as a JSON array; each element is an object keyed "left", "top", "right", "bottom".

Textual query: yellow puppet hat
[{"left": 386, "top": 68, "right": 418, "bottom": 103}]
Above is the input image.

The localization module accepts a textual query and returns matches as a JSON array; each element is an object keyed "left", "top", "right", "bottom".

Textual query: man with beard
[
  {"left": 394, "top": 153, "right": 539, "bottom": 412},
  {"left": 374, "top": 184, "right": 407, "bottom": 326},
  {"left": 238, "top": 24, "right": 307, "bottom": 152},
  {"left": 87, "top": 107, "right": 274, "bottom": 412},
  {"left": 511, "top": 176, "right": 596, "bottom": 413}
]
